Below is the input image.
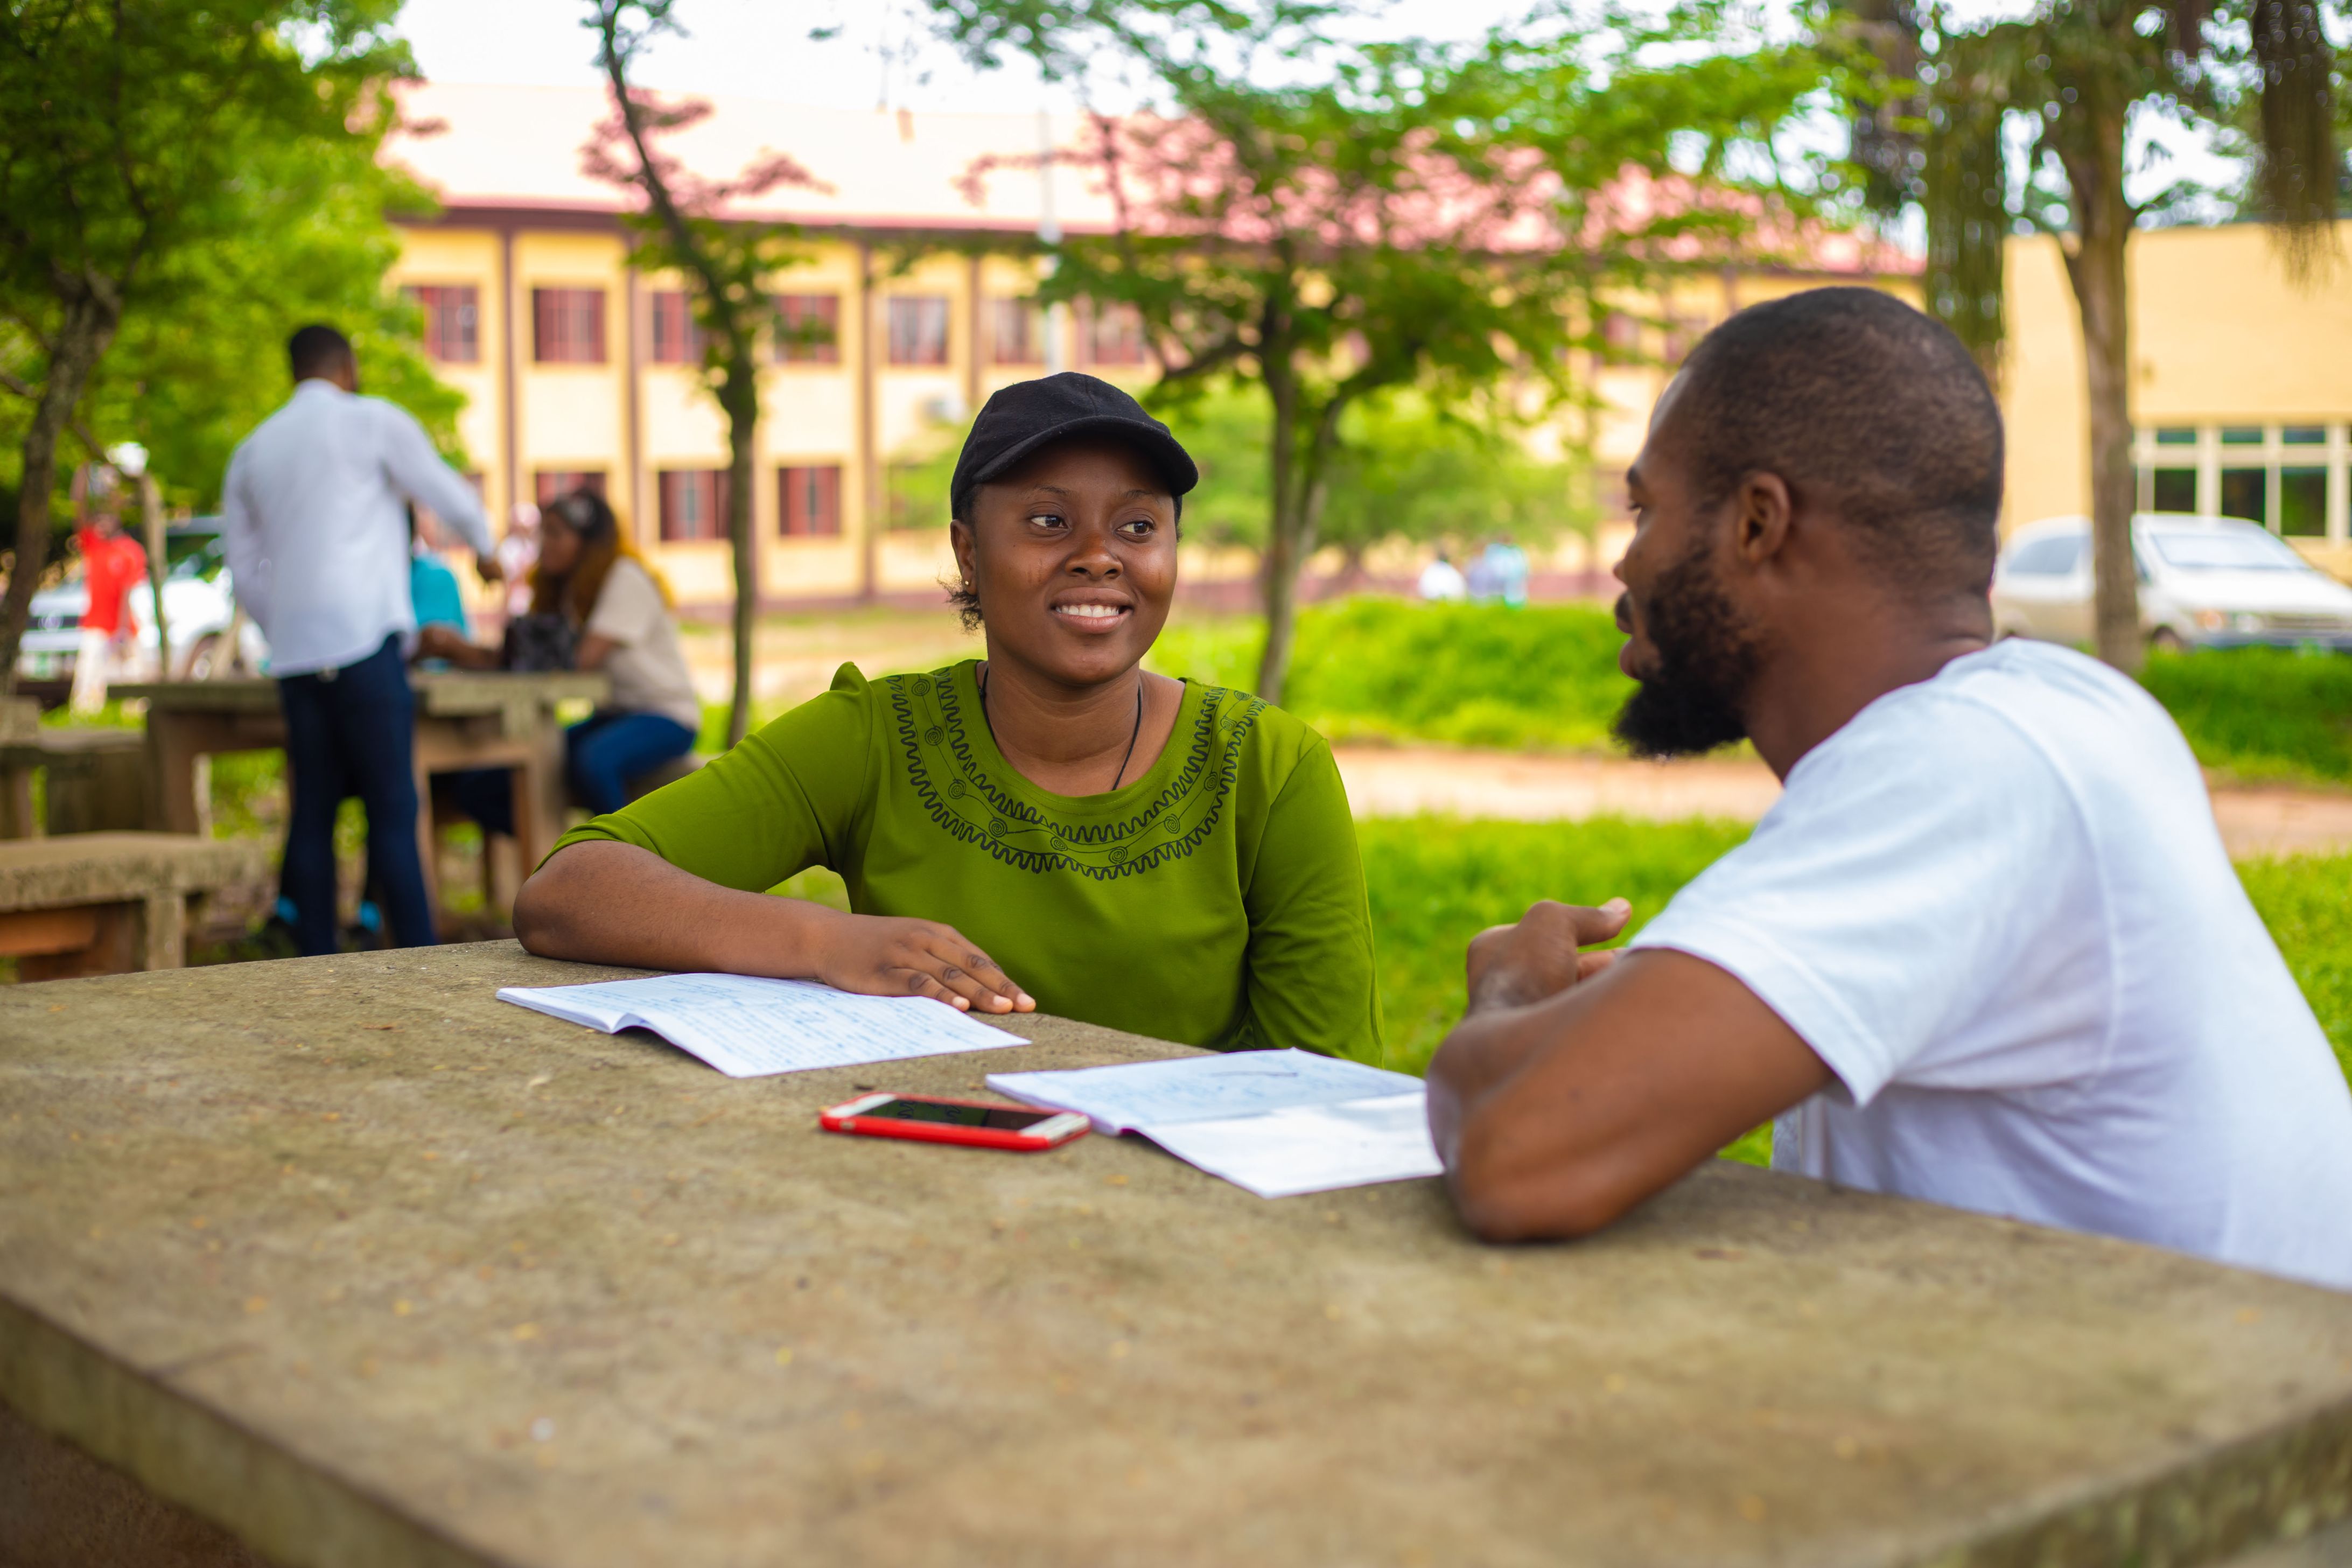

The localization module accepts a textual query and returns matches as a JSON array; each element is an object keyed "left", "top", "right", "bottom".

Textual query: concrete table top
[{"left": 2, "top": 941, "right": 2349, "bottom": 1567}]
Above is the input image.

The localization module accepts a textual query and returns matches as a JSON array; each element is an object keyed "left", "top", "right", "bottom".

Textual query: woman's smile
[{"left": 1052, "top": 597, "right": 1132, "bottom": 631}]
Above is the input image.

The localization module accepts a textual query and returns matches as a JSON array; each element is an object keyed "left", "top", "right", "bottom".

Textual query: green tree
[
  {"left": 0, "top": 0, "right": 415, "bottom": 694},
  {"left": 1852, "top": 0, "right": 2344, "bottom": 672},
  {"left": 928, "top": 0, "right": 1840, "bottom": 701},
  {"left": 585, "top": 0, "right": 824, "bottom": 747}
]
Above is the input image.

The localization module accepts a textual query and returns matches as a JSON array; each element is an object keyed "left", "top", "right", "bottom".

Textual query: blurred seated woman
[
  {"left": 513, "top": 374, "right": 1383, "bottom": 1055},
  {"left": 420, "top": 488, "right": 700, "bottom": 822}
]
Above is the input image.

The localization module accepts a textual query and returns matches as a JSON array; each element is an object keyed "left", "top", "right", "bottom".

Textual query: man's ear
[{"left": 1733, "top": 471, "right": 1795, "bottom": 566}]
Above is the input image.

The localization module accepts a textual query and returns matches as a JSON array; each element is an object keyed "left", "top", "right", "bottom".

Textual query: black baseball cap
[{"left": 949, "top": 373, "right": 1199, "bottom": 521}]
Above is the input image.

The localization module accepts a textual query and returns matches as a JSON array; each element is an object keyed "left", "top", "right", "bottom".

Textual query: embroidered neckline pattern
[{"left": 886, "top": 666, "right": 1265, "bottom": 879}]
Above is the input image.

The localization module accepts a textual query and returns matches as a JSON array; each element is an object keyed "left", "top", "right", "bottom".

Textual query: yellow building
[
  {"left": 2001, "top": 224, "right": 2352, "bottom": 573},
  {"left": 389, "top": 85, "right": 1928, "bottom": 604},
  {"left": 387, "top": 85, "right": 1156, "bottom": 609},
  {"left": 388, "top": 86, "right": 2352, "bottom": 603}
]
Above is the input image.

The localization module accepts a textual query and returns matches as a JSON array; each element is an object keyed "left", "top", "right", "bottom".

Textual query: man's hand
[
  {"left": 1465, "top": 898, "right": 1632, "bottom": 1014},
  {"left": 809, "top": 913, "right": 1037, "bottom": 1014},
  {"left": 474, "top": 552, "right": 505, "bottom": 584}
]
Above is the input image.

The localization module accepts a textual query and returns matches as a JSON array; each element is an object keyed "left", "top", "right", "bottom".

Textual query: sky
[{"left": 393, "top": 0, "right": 2241, "bottom": 209}]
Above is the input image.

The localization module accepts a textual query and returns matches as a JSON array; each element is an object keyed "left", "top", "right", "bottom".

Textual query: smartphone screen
[{"left": 858, "top": 1098, "right": 1055, "bottom": 1131}]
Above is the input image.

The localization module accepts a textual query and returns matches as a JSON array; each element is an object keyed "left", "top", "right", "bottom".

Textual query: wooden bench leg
[
  {"left": 141, "top": 890, "right": 186, "bottom": 970},
  {"left": 0, "top": 764, "right": 34, "bottom": 841}
]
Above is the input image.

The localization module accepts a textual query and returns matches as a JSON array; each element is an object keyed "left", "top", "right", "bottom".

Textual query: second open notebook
[{"left": 986, "top": 1049, "right": 1444, "bottom": 1199}]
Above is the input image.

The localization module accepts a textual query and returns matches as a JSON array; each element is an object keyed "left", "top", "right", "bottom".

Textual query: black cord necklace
[{"left": 978, "top": 663, "right": 1146, "bottom": 794}]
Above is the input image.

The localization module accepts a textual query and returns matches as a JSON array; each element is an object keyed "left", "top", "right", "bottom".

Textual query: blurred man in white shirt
[{"left": 221, "top": 325, "right": 500, "bottom": 956}]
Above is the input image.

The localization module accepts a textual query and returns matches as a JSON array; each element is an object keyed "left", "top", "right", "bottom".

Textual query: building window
[
  {"left": 404, "top": 285, "right": 480, "bottom": 364},
  {"left": 991, "top": 297, "right": 1044, "bottom": 365},
  {"left": 1660, "top": 314, "right": 1706, "bottom": 366},
  {"left": 887, "top": 296, "right": 950, "bottom": 366},
  {"left": 1082, "top": 302, "right": 1147, "bottom": 367},
  {"left": 657, "top": 469, "right": 730, "bottom": 542},
  {"left": 2281, "top": 467, "right": 2328, "bottom": 536},
  {"left": 2220, "top": 466, "right": 2266, "bottom": 526},
  {"left": 534, "top": 471, "right": 607, "bottom": 508},
  {"left": 2133, "top": 422, "right": 2349, "bottom": 543},
  {"left": 778, "top": 465, "right": 842, "bottom": 537},
  {"left": 774, "top": 294, "right": 840, "bottom": 363},
  {"left": 533, "top": 288, "right": 607, "bottom": 364},
  {"left": 649, "top": 291, "right": 703, "bottom": 365}
]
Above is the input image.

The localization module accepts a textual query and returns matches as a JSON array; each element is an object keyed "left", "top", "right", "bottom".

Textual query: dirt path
[{"left": 1333, "top": 746, "right": 2352, "bottom": 861}]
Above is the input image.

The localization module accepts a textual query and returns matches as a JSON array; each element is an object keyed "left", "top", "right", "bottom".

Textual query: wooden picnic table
[
  {"left": 115, "top": 671, "right": 609, "bottom": 914},
  {"left": 1, "top": 941, "right": 2348, "bottom": 1567}
]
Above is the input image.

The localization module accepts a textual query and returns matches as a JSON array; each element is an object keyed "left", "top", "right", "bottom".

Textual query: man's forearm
[{"left": 1425, "top": 1004, "right": 1552, "bottom": 1164}]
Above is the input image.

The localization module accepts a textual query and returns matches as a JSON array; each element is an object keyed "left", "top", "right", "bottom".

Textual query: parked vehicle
[
  {"left": 13, "top": 519, "right": 268, "bottom": 682},
  {"left": 1991, "top": 513, "right": 2352, "bottom": 652}
]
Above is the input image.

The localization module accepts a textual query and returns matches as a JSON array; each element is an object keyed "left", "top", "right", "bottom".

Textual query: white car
[
  {"left": 1992, "top": 513, "right": 2352, "bottom": 653},
  {"left": 15, "top": 527, "right": 268, "bottom": 682}
]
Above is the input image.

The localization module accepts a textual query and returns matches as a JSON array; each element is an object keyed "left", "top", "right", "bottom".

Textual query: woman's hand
[{"left": 808, "top": 912, "right": 1036, "bottom": 1014}]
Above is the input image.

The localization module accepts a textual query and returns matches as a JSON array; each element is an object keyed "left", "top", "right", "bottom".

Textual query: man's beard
[{"left": 1612, "top": 541, "right": 1762, "bottom": 759}]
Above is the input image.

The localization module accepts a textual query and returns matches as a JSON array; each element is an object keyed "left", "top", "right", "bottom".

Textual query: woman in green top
[{"left": 515, "top": 373, "right": 1381, "bottom": 1056}]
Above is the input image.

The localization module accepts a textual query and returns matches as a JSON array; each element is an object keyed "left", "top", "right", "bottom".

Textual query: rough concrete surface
[{"left": 2, "top": 941, "right": 2350, "bottom": 1568}]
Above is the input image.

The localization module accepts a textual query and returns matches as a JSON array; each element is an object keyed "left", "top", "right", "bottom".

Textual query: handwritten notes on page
[
  {"left": 986, "top": 1049, "right": 1443, "bottom": 1199},
  {"left": 496, "top": 972, "right": 1028, "bottom": 1079}
]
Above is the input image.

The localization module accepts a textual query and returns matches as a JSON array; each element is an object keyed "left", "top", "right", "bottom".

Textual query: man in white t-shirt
[{"left": 1426, "top": 287, "right": 2352, "bottom": 1291}]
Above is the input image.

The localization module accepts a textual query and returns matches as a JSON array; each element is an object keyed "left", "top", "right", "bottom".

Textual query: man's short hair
[
  {"left": 288, "top": 324, "right": 354, "bottom": 383},
  {"left": 1668, "top": 287, "right": 2004, "bottom": 598}
]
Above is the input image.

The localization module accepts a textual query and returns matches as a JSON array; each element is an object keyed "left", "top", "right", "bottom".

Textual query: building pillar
[
  {"left": 856, "top": 240, "right": 879, "bottom": 603},
  {"left": 624, "top": 264, "right": 645, "bottom": 548},
  {"left": 500, "top": 226, "right": 521, "bottom": 529},
  {"left": 965, "top": 254, "right": 985, "bottom": 418}
]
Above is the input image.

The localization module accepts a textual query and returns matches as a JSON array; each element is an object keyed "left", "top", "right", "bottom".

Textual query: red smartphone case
[{"left": 818, "top": 1094, "right": 1089, "bottom": 1152}]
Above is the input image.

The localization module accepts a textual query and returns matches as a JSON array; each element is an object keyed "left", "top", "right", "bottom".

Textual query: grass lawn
[{"left": 1153, "top": 599, "right": 2352, "bottom": 785}]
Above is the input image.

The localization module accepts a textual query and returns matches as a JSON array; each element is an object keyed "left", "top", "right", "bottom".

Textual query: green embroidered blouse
[{"left": 549, "top": 660, "right": 1384, "bottom": 1057}]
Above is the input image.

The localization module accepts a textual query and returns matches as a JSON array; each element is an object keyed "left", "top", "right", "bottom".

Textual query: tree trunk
[
  {"left": 1256, "top": 353, "right": 1304, "bottom": 703},
  {"left": 721, "top": 360, "right": 759, "bottom": 748},
  {"left": 2056, "top": 115, "right": 2141, "bottom": 674},
  {"left": 141, "top": 473, "right": 172, "bottom": 680},
  {"left": 0, "top": 296, "right": 117, "bottom": 697}
]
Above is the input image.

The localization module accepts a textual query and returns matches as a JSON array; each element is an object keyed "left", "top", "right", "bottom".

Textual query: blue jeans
[
  {"left": 277, "top": 635, "right": 437, "bottom": 956},
  {"left": 446, "top": 710, "right": 695, "bottom": 834}
]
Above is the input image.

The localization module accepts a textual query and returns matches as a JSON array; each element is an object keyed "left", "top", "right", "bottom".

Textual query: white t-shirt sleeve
[
  {"left": 585, "top": 558, "right": 663, "bottom": 646},
  {"left": 1630, "top": 693, "right": 2110, "bottom": 1106}
]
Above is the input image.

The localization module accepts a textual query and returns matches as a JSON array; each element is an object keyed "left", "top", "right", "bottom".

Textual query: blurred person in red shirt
[{"left": 68, "top": 463, "right": 148, "bottom": 713}]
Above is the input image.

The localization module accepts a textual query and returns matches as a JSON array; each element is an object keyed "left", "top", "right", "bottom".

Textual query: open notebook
[
  {"left": 987, "top": 1049, "right": 1443, "bottom": 1199},
  {"left": 497, "top": 972, "right": 1028, "bottom": 1078}
]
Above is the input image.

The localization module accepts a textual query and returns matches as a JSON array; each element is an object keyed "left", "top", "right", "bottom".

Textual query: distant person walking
[
  {"left": 1416, "top": 549, "right": 1468, "bottom": 603},
  {"left": 1471, "top": 536, "right": 1531, "bottom": 607},
  {"left": 221, "top": 325, "right": 500, "bottom": 957},
  {"left": 68, "top": 463, "right": 148, "bottom": 713}
]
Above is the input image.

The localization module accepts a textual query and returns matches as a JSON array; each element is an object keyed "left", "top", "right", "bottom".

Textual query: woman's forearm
[{"left": 513, "top": 839, "right": 841, "bottom": 977}]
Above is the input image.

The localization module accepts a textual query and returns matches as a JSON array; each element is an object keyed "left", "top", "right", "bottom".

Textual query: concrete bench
[
  {"left": 0, "top": 727, "right": 149, "bottom": 839},
  {"left": 0, "top": 832, "right": 267, "bottom": 978}
]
